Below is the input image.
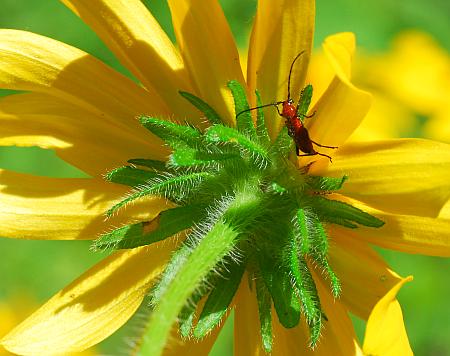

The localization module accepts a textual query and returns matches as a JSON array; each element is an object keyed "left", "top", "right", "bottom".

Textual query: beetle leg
[
  {"left": 297, "top": 151, "right": 333, "bottom": 163},
  {"left": 299, "top": 111, "right": 316, "bottom": 119},
  {"left": 311, "top": 140, "right": 338, "bottom": 149},
  {"left": 316, "top": 152, "right": 333, "bottom": 163},
  {"left": 275, "top": 104, "right": 283, "bottom": 116}
]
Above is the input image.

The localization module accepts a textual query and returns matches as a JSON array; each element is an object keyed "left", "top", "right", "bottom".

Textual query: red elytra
[{"left": 282, "top": 100, "right": 314, "bottom": 155}]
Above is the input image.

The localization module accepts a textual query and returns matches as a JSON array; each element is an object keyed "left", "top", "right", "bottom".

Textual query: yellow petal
[
  {"left": 312, "top": 275, "right": 363, "bottom": 355},
  {"left": 322, "top": 32, "right": 355, "bottom": 79},
  {"left": 167, "top": 0, "right": 245, "bottom": 125},
  {"left": 234, "top": 278, "right": 267, "bottom": 356},
  {"left": 369, "top": 214, "right": 450, "bottom": 256},
  {"left": 326, "top": 139, "right": 450, "bottom": 217},
  {"left": 1, "top": 242, "right": 174, "bottom": 355},
  {"left": 0, "top": 93, "right": 168, "bottom": 176},
  {"left": 439, "top": 199, "right": 450, "bottom": 218},
  {"left": 247, "top": 0, "right": 315, "bottom": 138},
  {"left": 61, "top": 0, "right": 198, "bottom": 121},
  {"left": 329, "top": 233, "right": 401, "bottom": 320},
  {"left": 272, "top": 274, "right": 362, "bottom": 355},
  {"left": 363, "top": 277, "right": 413, "bottom": 356},
  {"left": 305, "top": 33, "right": 372, "bottom": 167},
  {"left": 332, "top": 199, "right": 450, "bottom": 257},
  {"left": 271, "top": 318, "right": 310, "bottom": 355},
  {"left": 348, "top": 94, "right": 416, "bottom": 142},
  {"left": 0, "top": 170, "right": 166, "bottom": 240},
  {"left": 305, "top": 51, "right": 334, "bottom": 108},
  {"left": 0, "top": 29, "right": 169, "bottom": 138}
]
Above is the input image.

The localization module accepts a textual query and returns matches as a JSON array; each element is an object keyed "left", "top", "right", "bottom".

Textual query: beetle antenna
[
  {"left": 236, "top": 102, "right": 283, "bottom": 118},
  {"left": 287, "top": 51, "right": 305, "bottom": 101}
]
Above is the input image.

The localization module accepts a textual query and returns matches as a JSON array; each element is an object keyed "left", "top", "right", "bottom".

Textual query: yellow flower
[
  {"left": 347, "top": 30, "right": 450, "bottom": 142},
  {"left": 0, "top": 1, "right": 449, "bottom": 355}
]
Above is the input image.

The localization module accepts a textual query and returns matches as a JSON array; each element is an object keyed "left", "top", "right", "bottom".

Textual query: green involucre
[
  {"left": 297, "top": 84, "right": 313, "bottom": 119},
  {"left": 105, "top": 166, "right": 158, "bottom": 187},
  {"left": 255, "top": 89, "right": 271, "bottom": 147},
  {"left": 193, "top": 257, "right": 246, "bottom": 338},
  {"left": 227, "top": 80, "right": 257, "bottom": 138},
  {"left": 102, "top": 80, "right": 384, "bottom": 355},
  {"left": 178, "top": 90, "right": 223, "bottom": 125},
  {"left": 92, "top": 205, "right": 206, "bottom": 251},
  {"left": 127, "top": 158, "right": 167, "bottom": 171},
  {"left": 255, "top": 275, "right": 273, "bottom": 352}
]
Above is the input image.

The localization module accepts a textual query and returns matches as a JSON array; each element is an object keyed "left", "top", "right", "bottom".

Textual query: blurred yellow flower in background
[
  {"left": 355, "top": 31, "right": 450, "bottom": 142},
  {"left": 361, "top": 31, "right": 449, "bottom": 120}
]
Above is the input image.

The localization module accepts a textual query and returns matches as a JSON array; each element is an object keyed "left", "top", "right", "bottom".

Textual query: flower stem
[{"left": 138, "top": 219, "right": 239, "bottom": 355}]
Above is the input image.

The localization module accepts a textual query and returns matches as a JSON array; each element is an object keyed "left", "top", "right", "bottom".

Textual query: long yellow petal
[
  {"left": 0, "top": 29, "right": 168, "bottom": 138},
  {"left": 0, "top": 93, "right": 168, "bottom": 176},
  {"left": 272, "top": 275, "right": 362, "bottom": 355},
  {"left": 0, "top": 170, "right": 166, "bottom": 240},
  {"left": 329, "top": 233, "right": 401, "bottom": 320},
  {"left": 1, "top": 242, "right": 174, "bottom": 355},
  {"left": 306, "top": 33, "right": 372, "bottom": 167},
  {"left": 333, "top": 203, "right": 450, "bottom": 257},
  {"left": 234, "top": 279, "right": 267, "bottom": 356},
  {"left": 167, "top": 0, "right": 245, "bottom": 125},
  {"left": 312, "top": 276, "right": 362, "bottom": 355},
  {"left": 363, "top": 277, "right": 413, "bottom": 356},
  {"left": 247, "top": 0, "right": 315, "bottom": 138},
  {"left": 271, "top": 318, "right": 311, "bottom": 355},
  {"left": 326, "top": 139, "right": 450, "bottom": 217},
  {"left": 348, "top": 94, "right": 416, "bottom": 143},
  {"left": 305, "top": 51, "right": 334, "bottom": 108},
  {"left": 61, "top": 0, "right": 198, "bottom": 121}
]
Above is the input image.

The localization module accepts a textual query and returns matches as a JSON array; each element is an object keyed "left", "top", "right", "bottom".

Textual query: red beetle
[{"left": 238, "top": 52, "right": 337, "bottom": 162}]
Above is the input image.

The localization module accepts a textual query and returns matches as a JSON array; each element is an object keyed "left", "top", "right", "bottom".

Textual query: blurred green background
[{"left": 0, "top": 1, "right": 449, "bottom": 355}]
